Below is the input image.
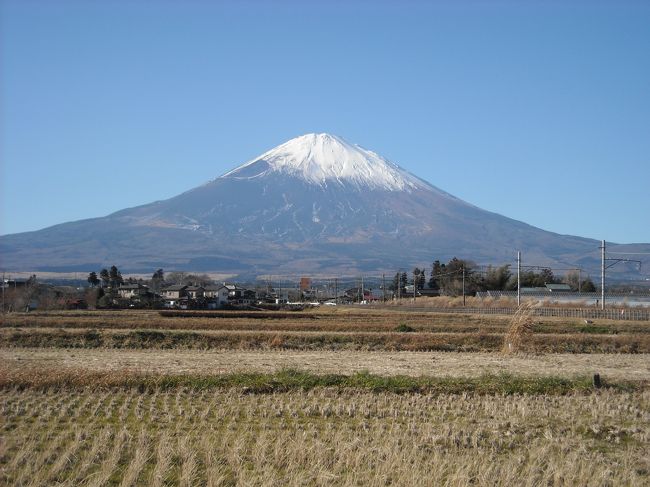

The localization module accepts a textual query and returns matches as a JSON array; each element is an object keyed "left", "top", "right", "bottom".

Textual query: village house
[
  {"left": 224, "top": 284, "right": 257, "bottom": 305},
  {"left": 185, "top": 285, "right": 205, "bottom": 300},
  {"left": 344, "top": 287, "right": 372, "bottom": 302},
  {"left": 117, "top": 283, "right": 150, "bottom": 299},
  {"left": 162, "top": 284, "right": 187, "bottom": 300},
  {"left": 162, "top": 284, "right": 194, "bottom": 308},
  {"left": 204, "top": 285, "right": 230, "bottom": 308}
]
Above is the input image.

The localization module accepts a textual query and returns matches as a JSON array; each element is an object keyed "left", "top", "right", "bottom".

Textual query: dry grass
[
  {"left": 3, "top": 308, "right": 648, "bottom": 332},
  {"left": 3, "top": 348, "right": 650, "bottom": 381},
  {"left": 2, "top": 308, "right": 649, "bottom": 484},
  {"left": 2, "top": 326, "right": 649, "bottom": 353},
  {"left": 1, "top": 388, "right": 648, "bottom": 486},
  {"left": 384, "top": 295, "right": 519, "bottom": 308},
  {"left": 502, "top": 303, "right": 535, "bottom": 354},
  {"left": 384, "top": 295, "right": 642, "bottom": 309}
]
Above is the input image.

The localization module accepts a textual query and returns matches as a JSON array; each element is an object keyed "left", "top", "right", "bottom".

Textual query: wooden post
[{"left": 593, "top": 373, "right": 602, "bottom": 389}]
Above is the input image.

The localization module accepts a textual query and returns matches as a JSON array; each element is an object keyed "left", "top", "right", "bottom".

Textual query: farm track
[{"left": 3, "top": 348, "right": 650, "bottom": 381}]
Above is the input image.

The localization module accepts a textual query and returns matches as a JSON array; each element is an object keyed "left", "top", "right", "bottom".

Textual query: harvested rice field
[
  {"left": 1, "top": 387, "right": 649, "bottom": 486},
  {"left": 1, "top": 308, "right": 649, "bottom": 485}
]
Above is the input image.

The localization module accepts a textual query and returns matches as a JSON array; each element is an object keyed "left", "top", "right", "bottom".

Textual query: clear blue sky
[{"left": 1, "top": 0, "right": 649, "bottom": 243}]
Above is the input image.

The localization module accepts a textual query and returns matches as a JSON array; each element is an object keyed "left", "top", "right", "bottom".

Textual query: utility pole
[
  {"left": 599, "top": 242, "right": 642, "bottom": 311},
  {"left": 517, "top": 251, "right": 521, "bottom": 306},
  {"left": 578, "top": 268, "right": 582, "bottom": 294},
  {"left": 359, "top": 276, "right": 366, "bottom": 303},
  {"left": 382, "top": 274, "right": 386, "bottom": 302},
  {"left": 601, "top": 240, "right": 605, "bottom": 310},
  {"left": 413, "top": 270, "right": 416, "bottom": 302},
  {"left": 334, "top": 278, "right": 338, "bottom": 305},
  {"left": 462, "top": 266, "right": 466, "bottom": 307},
  {"left": 397, "top": 273, "right": 401, "bottom": 301}
]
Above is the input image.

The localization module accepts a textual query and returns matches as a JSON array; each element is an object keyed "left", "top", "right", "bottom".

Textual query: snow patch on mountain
[{"left": 221, "top": 133, "right": 428, "bottom": 191}]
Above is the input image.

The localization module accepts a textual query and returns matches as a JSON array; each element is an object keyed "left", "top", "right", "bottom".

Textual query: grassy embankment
[{"left": 2, "top": 308, "right": 649, "bottom": 353}]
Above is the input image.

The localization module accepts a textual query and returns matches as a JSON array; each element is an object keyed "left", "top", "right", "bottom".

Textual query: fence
[{"left": 375, "top": 306, "right": 650, "bottom": 321}]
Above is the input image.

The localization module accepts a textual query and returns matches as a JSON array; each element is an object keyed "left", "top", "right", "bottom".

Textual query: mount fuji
[{"left": 1, "top": 133, "right": 644, "bottom": 276}]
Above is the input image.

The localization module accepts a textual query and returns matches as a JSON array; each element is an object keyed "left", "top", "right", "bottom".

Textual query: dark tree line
[
  {"left": 86, "top": 267, "right": 220, "bottom": 292},
  {"left": 390, "top": 257, "right": 596, "bottom": 297},
  {"left": 87, "top": 265, "right": 124, "bottom": 288}
]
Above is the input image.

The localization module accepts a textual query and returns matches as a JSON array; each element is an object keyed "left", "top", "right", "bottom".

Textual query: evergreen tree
[
  {"left": 413, "top": 268, "right": 425, "bottom": 289},
  {"left": 99, "top": 268, "right": 110, "bottom": 288},
  {"left": 87, "top": 272, "right": 100, "bottom": 288},
  {"left": 390, "top": 272, "right": 400, "bottom": 291},
  {"left": 108, "top": 265, "right": 123, "bottom": 288},
  {"left": 151, "top": 269, "right": 165, "bottom": 292},
  {"left": 428, "top": 260, "right": 442, "bottom": 290}
]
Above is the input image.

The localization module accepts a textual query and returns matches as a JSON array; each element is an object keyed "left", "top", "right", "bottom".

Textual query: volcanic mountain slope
[{"left": 1, "top": 133, "right": 645, "bottom": 276}]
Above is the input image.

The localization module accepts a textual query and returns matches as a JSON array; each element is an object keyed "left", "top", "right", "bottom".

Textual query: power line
[{"left": 606, "top": 252, "right": 650, "bottom": 256}]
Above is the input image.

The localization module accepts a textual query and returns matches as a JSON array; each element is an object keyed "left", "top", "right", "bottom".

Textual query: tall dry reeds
[{"left": 502, "top": 302, "right": 536, "bottom": 354}]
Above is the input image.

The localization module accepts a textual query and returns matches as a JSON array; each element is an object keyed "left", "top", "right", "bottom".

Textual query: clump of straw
[{"left": 502, "top": 302, "right": 535, "bottom": 354}]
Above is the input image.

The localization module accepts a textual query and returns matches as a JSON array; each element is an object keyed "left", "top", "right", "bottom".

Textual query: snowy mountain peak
[{"left": 221, "top": 133, "right": 426, "bottom": 191}]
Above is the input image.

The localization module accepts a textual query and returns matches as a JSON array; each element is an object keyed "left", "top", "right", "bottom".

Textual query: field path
[{"left": 3, "top": 348, "right": 649, "bottom": 380}]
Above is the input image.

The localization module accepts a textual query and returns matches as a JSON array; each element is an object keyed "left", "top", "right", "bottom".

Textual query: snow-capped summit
[{"left": 222, "top": 133, "right": 426, "bottom": 191}]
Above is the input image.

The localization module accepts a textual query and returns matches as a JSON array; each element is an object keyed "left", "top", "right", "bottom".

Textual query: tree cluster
[
  {"left": 164, "top": 272, "right": 215, "bottom": 287},
  {"left": 389, "top": 272, "right": 409, "bottom": 293},
  {"left": 391, "top": 257, "right": 599, "bottom": 297},
  {"left": 427, "top": 258, "right": 478, "bottom": 296},
  {"left": 87, "top": 265, "right": 124, "bottom": 288},
  {"left": 562, "top": 270, "right": 596, "bottom": 292}
]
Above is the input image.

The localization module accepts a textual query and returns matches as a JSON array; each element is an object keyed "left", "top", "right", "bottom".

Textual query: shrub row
[{"left": 2, "top": 328, "right": 649, "bottom": 353}]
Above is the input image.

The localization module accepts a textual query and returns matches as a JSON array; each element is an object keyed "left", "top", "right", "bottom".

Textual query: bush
[
  {"left": 395, "top": 324, "right": 416, "bottom": 333},
  {"left": 97, "top": 295, "right": 114, "bottom": 309}
]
